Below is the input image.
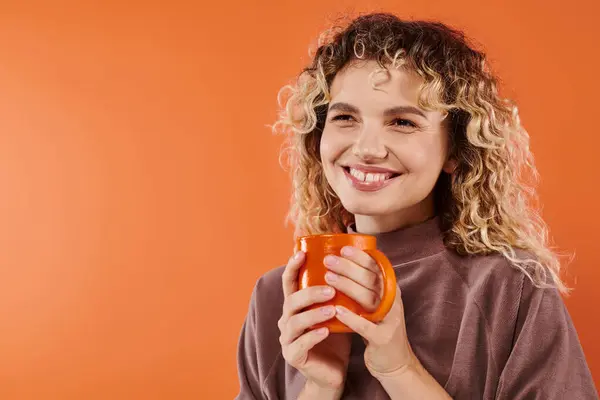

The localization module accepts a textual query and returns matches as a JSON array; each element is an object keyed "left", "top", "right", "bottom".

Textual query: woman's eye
[
  {"left": 392, "top": 119, "right": 417, "bottom": 128},
  {"left": 328, "top": 115, "right": 417, "bottom": 130},
  {"left": 330, "top": 114, "right": 355, "bottom": 122}
]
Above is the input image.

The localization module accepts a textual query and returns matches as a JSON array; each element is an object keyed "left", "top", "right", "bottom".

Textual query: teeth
[
  {"left": 350, "top": 169, "right": 365, "bottom": 181},
  {"left": 349, "top": 168, "right": 391, "bottom": 183}
]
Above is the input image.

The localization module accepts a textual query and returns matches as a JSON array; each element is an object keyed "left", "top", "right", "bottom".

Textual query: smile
[{"left": 342, "top": 166, "right": 402, "bottom": 192}]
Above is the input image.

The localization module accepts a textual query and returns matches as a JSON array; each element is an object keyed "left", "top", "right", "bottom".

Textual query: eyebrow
[{"left": 328, "top": 102, "right": 428, "bottom": 119}]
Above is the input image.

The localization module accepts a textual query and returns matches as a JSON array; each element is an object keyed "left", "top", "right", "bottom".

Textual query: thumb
[{"left": 380, "top": 285, "right": 406, "bottom": 326}]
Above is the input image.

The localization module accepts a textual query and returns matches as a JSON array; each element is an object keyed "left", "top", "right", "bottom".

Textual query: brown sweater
[{"left": 235, "top": 217, "right": 598, "bottom": 399}]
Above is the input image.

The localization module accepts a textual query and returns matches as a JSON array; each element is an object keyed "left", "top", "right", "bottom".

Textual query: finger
[
  {"left": 340, "top": 246, "right": 379, "bottom": 273},
  {"left": 325, "top": 270, "right": 380, "bottom": 312},
  {"left": 334, "top": 305, "right": 389, "bottom": 345},
  {"left": 377, "top": 285, "right": 405, "bottom": 327},
  {"left": 282, "top": 285, "right": 335, "bottom": 318},
  {"left": 282, "top": 327, "right": 329, "bottom": 368},
  {"left": 282, "top": 251, "right": 305, "bottom": 298},
  {"left": 324, "top": 254, "right": 380, "bottom": 292},
  {"left": 280, "top": 306, "right": 336, "bottom": 345}
]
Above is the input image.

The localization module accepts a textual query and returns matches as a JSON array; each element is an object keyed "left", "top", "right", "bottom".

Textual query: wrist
[
  {"left": 374, "top": 359, "right": 451, "bottom": 400},
  {"left": 368, "top": 352, "right": 419, "bottom": 382},
  {"left": 299, "top": 380, "right": 344, "bottom": 400}
]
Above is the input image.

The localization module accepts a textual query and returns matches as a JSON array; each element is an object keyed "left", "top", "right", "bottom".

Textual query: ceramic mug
[{"left": 294, "top": 233, "right": 397, "bottom": 333}]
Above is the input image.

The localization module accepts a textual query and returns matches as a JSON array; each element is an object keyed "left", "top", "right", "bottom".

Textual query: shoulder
[
  {"left": 248, "top": 265, "right": 286, "bottom": 316},
  {"left": 439, "top": 247, "right": 565, "bottom": 323},
  {"left": 441, "top": 247, "right": 547, "bottom": 294},
  {"left": 236, "top": 266, "right": 288, "bottom": 397}
]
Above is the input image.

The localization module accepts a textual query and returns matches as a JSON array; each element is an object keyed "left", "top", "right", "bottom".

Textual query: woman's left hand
[{"left": 323, "top": 245, "right": 417, "bottom": 379}]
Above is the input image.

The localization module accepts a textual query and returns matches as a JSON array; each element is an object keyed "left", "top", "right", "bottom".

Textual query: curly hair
[{"left": 272, "top": 12, "right": 569, "bottom": 294}]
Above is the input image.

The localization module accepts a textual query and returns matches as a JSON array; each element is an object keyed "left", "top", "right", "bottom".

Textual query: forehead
[{"left": 328, "top": 60, "right": 424, "bottom": 107}]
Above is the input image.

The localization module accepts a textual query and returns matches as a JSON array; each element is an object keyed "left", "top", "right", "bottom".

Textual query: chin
[{"left": 338, "top": 195, "right": 400, "bottom": 217}]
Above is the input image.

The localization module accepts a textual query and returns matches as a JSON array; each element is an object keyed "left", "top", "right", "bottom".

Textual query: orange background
[{"left": 0, "top": 1, "right": 598, "bottom": 398}]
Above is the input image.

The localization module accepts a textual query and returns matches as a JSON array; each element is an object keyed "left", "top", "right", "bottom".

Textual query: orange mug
[{"left": 294, "top": 233, "right": 397, "bottom": 333}]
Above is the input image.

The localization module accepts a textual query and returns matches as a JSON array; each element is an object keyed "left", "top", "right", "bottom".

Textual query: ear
[{"left": 442, "top": 158, "right": 458, "bottom": 174}]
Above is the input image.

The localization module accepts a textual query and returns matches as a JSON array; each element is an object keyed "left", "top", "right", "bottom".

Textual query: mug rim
[{"left": 296, "top": 232, "right": 374, "bottom": 241}]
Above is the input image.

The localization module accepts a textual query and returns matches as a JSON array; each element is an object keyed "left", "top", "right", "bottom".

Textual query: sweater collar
[{"left": 347, "top": 216, "right": 446, "bottom": 265}]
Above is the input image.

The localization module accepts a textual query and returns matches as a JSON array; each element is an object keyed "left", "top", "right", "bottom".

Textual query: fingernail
[
  {"left": 321, "top": 306, "right": 335, "bottom": 316},
  {"left": 323, "top": 255, "right": 338, "bottom": 266},
  {"left": 325, "top": 271, "right": 338, "bottom": 282},
  {"left": 341, "top": 246, "right": 353, "bottom": 256},
  {"left": 322, "top": 286, "right": 334, "bottom": 296},
  {"left": 335, "top": 305, "right": 347, "bottom": 315},
  {"left": 294, "top": 251, "right": 303, "bottom": 260},
  {"left": 316, "top": 327, "right": 328, "bottom": 335}
]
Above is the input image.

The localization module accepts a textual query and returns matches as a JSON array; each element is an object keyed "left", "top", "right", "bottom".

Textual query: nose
[{"left": 351, "top": 125, "right": 388, "bottom": 161}]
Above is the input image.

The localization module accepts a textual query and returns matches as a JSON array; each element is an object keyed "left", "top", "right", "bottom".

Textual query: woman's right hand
[{"left": 278, "top": 251, "right": 352, "bottom": 396}]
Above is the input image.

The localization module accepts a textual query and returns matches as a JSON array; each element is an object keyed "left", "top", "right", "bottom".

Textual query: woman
[{"left": 235, "top": 12, "right": 598, "bottom": 399}]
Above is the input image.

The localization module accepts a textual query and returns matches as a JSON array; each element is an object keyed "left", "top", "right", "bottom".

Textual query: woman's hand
[
  {"left": 323, "top": 246, "right": 416, "bottom": 377},
  {"left": 278, "top": 251, "right": 352, "bottom": 396},
  {"left": 325, "top": 246, "right": 452, "bottom": 399}
]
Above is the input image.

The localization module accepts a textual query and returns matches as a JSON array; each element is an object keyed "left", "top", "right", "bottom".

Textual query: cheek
[
  {"left": 319, "top": 129, "right": 346, "bottom": 163},
  {"left": 318, "top": 136, "right": 330, "bottom": 162},
  {"left": 319, "top": 133, "right": 336, "bottom": 181},
  {"left": 396, "top": 137, "right": 448, "bottom": 172},
  {"left": 393, "top": 145, "right": 429, "bottom": 171}
]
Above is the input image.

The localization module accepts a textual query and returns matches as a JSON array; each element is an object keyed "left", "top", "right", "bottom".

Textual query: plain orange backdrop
[{"left": 0, "top": 1, "right": 598, "bottom": 398}]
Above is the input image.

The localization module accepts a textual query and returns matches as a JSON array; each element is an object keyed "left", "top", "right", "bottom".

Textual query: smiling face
[{"left": 319, "top": 60, "right": 455, "bottom": 233}]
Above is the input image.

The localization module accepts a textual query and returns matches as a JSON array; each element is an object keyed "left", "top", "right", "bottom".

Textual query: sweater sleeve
[
  {"left": 495, "top": 281, "right": 598, "bottom": 399},
  {"left": 235, "top": 284, "right": 263, "bottom": 400}
]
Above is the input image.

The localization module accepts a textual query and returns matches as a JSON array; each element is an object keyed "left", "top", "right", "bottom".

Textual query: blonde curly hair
[{"left": 272, "top": 12, "right": 569, "bottom": 294}]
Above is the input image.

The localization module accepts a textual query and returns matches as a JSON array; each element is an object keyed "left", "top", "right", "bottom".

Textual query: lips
[{"left": 342, "top": 165, "right": 402, "bottom": 192}]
